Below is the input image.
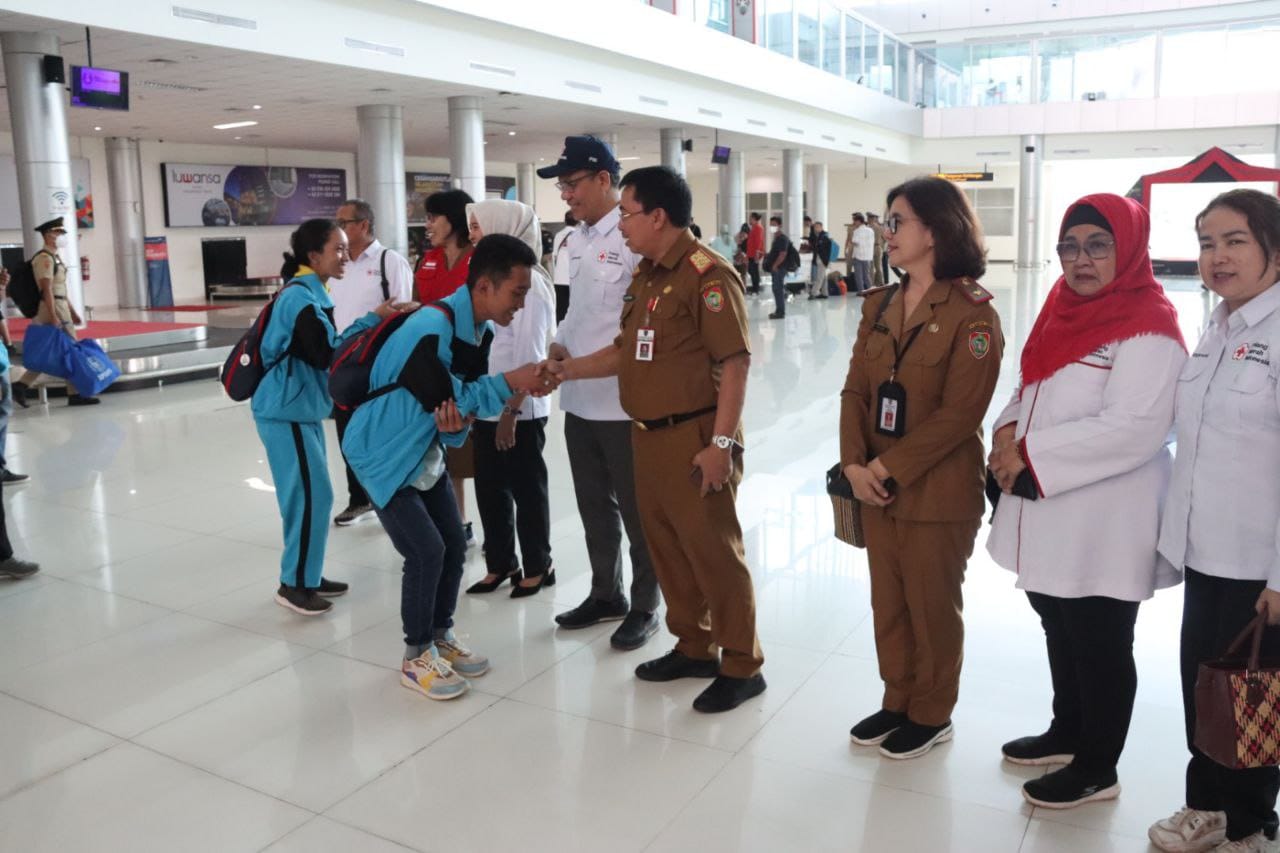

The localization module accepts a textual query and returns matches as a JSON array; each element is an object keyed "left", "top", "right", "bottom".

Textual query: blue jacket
[
  {"left": 343, "top": 286, "right": 513, "bottom": 508},
  {"left": 251, "top": 272, "right": 378, "bottom": 423}
]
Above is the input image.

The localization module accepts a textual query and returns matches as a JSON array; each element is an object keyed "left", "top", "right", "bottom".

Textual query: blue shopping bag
[
  {"left": 66, "top": 339, "right": 120, "bottom": 396},
  {"left": 21, "top": 323, "right": 74, "bottom": 377}
]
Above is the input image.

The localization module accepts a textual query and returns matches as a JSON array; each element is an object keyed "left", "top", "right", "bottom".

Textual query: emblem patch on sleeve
[
  {"left": 688, "top": 250, "right": 715, "bottom": 274},
  {"left": 703, "top": 284, "right": 724, "bottom": 313},
  {"left": 968, "top": 330, "right": 992, "bottom": 359}
]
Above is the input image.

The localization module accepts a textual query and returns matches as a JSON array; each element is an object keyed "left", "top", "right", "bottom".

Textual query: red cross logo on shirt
[
  {"left": 597, "top": 251, "right": 607, "bottom": 263},
  {"left": 1233, "top": 344, "right": 1249, "bottom": 361}
]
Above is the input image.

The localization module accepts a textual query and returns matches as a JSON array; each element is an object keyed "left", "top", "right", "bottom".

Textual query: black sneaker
[
  {"left": 879, "top": 719, "right": 954, "bottom": 760},
  {"left": 464, "top": 522, "right": 475, "bottom": 547},
  {"left": 1002, "top": 730, "right": 1076, "bottom": 766},
  {"left": 693, "top": 673, "right": 767, "bottom": 713},
  {"left": 334, "top": 504, "right": 375, "bottom": 527},
  {"left": 10, "top": 381, "right": 29, "bottom": 409},
  {"left": 768, "top": 312, "right": 784, "bottom": 320},
  {"left": 849, "top": 709, "right": 908, "bottom": 746},
  {"left": 635, "top": 649, "right": 720, "bottom": 682},
  {"left": 555, "top": 596, "right": 628, "bottom": 629},
  {"left": 67, "top": 395, "right": 100, "bottom": 406},
  {"left": 0, "top": 557, "right": 39, "bottom": 579},
  {"left": 1021, "top": 765, "right": 1120, "bottom": 810},
  {"left": 316, "top": 577, "right": 349, "bottom": 597},
  {"left": 1, "top": 469, "right": 28, "bottom": 484},
  {"left": 274, "top": 584, "right": 333, "bottom": 616},
  {"left": 611, "top": 611, "right": 659, "bottom": 650}
]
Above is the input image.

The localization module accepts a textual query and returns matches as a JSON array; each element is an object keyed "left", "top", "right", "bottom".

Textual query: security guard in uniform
[
  {"left": 545, "top": 165, "right": 765, "bottom": 713},
  {"left": 841, "top": 177, "right": 1003, "bottom": 759}
]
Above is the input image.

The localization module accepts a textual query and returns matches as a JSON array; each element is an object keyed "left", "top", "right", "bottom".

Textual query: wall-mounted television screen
[
  {"left": 711, "top": 145, "right": 731, "bottom": 165},
  {"left": 70, "top": 66, "right": 129, "bottom": 111}
]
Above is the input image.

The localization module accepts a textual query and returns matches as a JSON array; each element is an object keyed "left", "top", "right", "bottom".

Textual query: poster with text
[
  {"left": 0, "top": 157, "right": 93, "bottom": 230},
  {"left": 162, "top": 163, "right": 347, "bottom": 227},
  {"left": 406, "top": 172, "right": 450, "bottom": 224}
]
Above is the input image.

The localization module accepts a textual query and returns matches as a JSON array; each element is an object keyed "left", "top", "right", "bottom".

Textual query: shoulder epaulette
[
  {"left": 859, "top": 283, "right": 896, "bottom": 297},
  {"left": 687, "top": 249, "right": 716, "bottom": 275},
  {"left": 955, "top": 277, "right": 993, "bottom": 304}
]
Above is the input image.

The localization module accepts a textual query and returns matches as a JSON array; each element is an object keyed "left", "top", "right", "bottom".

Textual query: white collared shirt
[
  {"left": 331, "top": 239, "right": 413, "bottom": 331},
  {"left": 551, "top": 227, "right": 573, "bottom": 286},
  {"left": 484, "top": 267, "right": 557, "bottom": 422},
  {"left": 852, "top": 225, "right": 875, "bottom": 261},
  {"left": 554, "top": 205, "right": 640, "bottom": 421},
  {"left": 1159, "top": 283, "right": 1280, "bottom": 591}
]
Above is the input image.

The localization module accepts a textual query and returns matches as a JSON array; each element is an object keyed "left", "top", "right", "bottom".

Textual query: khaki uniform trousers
[
  {"left": 631, "top": 417, "right": 764, "bottom": 679},
  {"left": 862, "top": 506, "right": 979, "bottom": 726}
]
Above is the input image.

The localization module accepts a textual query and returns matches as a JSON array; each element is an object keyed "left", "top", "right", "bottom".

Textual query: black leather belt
[{"left": 634, "top": 406, "right": 716, "bottom": 431}]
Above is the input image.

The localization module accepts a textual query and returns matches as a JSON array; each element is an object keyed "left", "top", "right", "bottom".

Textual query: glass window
[
  {"left": 1037, "top": 33, "right": 1155, "bottom": 102},
  {"left": 822, "top": 3, "right": 842, "bottom": 75},
  {"left": 934, "top": 44, "right": 965, "bottom": 107},
  {"left": 864, "top": 28, "right": 883, "bottom": 92},
  {"left": 915, "top": 50, "right": 937, "bottom": 107},
  {"left": 766, "top": 0, "right": 794, "bottom": 58},
  {"left": 964, "top": 42, "right": 1031, "bottom": 105},
  {"left": 797, "top": 0, "right": 820, "bottom": 67},
  {"left": 875, "top": 36, "right": 896, "bottom": 96},
  {"left": 965, "top": 187, "right": 1016, "bottom": 237},
  {"left": 896, "top": 41, "right": 911, "bottom": 101},
  {"left": 705, "top": 0, "right": 731, "bottom": 34},
  {"left": 844, "top": 15, "right": 864, "bottom": 83},
  {"left": 1161, "top": 22, "right": 1280, "bottom": 97}
]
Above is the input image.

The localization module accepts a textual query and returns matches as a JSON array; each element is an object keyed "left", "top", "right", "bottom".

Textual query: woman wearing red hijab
[{"left": 987, "top": 193, "right": 1187, "bottom": 810}]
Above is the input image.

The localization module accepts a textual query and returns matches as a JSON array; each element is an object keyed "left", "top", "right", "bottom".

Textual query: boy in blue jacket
[
  {"left": 254, "top": 219, "right": 398, "bottom": 616},
  {"left": 342, "top": 234, "right": 550, "bottom": 699}
]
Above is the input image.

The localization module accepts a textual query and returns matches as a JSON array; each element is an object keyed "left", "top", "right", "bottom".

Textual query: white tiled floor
[{"left": 0, "top": 273, "right": 1244, "bottom": 851}]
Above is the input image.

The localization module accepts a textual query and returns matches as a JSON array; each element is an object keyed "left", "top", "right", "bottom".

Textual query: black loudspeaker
[{"left": 42, "top": 55, "right": 64, "bottom": 85}]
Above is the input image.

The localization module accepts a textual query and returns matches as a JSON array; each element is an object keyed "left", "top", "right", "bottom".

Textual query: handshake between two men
[{"left": 430, "top": 342, "right": 582, "bottom": 436}]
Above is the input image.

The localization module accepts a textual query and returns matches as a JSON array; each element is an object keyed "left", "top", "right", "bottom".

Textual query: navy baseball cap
[{"left": 537, "top": 135, "right": 620, "bottom": 180}]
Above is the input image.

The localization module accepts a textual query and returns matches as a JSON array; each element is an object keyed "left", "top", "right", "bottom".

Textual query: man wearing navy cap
[{"left": 537, "top": 136, "right": 661, "bottom": 650}]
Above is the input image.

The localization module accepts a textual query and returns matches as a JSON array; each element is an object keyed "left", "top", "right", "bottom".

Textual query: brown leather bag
[
  {"left": 826, "top": 463, "right": 864, "bottom": 549},
  {"left": 1194, "top": 613, "right": 1280, "bottom": 769}
]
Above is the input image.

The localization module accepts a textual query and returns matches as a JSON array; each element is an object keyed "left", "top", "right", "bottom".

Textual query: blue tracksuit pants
[{"left": 255, "top": 418, "right": 332, "bottom": 589}]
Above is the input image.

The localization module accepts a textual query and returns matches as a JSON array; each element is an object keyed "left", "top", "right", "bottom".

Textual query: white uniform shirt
[
  {"left": 483, "top": 267, "right": 556, "bottom": 422},
  {"left": 987, "top": 335, "right": 1187, "bottom": 601},
  {"left": 551, "top": 227, "right": 573, "bottom": 286},
  {"left": 331, "top": 239, "right": 413, "bottom": 331},
  {"left": 1159, "top": 283, "right": 1280, "bottom": 592},
  {"left": 554, "top": 205, "right": 640, "bottom": 421},
  {"left": 852, "top": 225, "right": 875, "bottom": 262}
]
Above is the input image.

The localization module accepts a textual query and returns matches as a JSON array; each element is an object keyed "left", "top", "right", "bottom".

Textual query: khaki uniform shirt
[
  {"left": 32, "top": 250, "right": 71, "bottom": 326},
  {"left": 615, "top": 230, "right": 750, "bottom": 421},
  {"left": 840, "top": 278, "right": 1003, "bottom": 522}
]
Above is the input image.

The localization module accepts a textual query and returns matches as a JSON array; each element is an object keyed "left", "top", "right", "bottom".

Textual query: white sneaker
[
  {"left": 1213, "top": 832, "right": 1276, "bottom": 853},
  {"left": 435, "top": 630, "right": 489, "bottom": 678},
  {"left": 1149, "top": 807, "right": 1228, "bottom": 852},
  {"left": 401, "top": 648, "right": 468, "bottom": 700}
]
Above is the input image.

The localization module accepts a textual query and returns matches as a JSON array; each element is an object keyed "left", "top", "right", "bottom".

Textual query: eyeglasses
[
  {"left": 1056, "top": 238, "right": 1115, "bottom": 262},
  {"left": 617, "top": 207, "right": 646, "bottom": 221},
  {"left": 335, "top": 218, "right": 366, "bottom": 228},
  {"left": 554, "top": 174, "right": 594, "bottom": 193},
  {"left": 883, "top": 214, "right": 920, "bottom": 235}
]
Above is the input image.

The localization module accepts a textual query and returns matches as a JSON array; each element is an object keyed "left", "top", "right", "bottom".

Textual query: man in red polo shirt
[{"left": 745, "top": 211, "right": 764, "bottom": 295}]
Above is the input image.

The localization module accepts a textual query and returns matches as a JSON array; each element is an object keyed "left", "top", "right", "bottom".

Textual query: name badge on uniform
[
  {"left": 875, "top": 380, "right": 907, "bottom": 437},
  {"left": 636, "top": 328, "right": 655, "bottom": 362}
]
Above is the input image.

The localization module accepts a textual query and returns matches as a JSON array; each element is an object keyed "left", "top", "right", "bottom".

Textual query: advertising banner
[
  {"left": 406, "top": 172, "right": 450, "bottom": 224},
  {"left": 161, "top": 163, "right": 347, "bottom": 227},
  {"left": 144, "top": 236, "right": 173, "bottom": 306},
  {"left": 0, "top": 157, "right": 93, "bottom": 230}
]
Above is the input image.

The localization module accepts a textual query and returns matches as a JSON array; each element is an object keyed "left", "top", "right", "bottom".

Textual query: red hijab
[{"left": 1020, "top": 193, "right": 1185, "bottom": 386}]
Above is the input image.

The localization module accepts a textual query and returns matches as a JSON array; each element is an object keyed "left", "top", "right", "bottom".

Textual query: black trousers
[
  {"left": 747, "top": 259, "right": 761, "bottom": 292},
  {"left": 554, "top": 284, "right": 570, "bottom": 324},
  {"left": 1027, "top": 591, "right": 1140, "bottom": 776},
  {"left": 1182, "top": 567, "right": 1280, "bottom": 841},
  {"left": 0, "top": 479, "right": 12, "bottom": 561},
  {"left": 332, "top": 405, "right": 369, "bottom": 508},
  {"left": 472, "top": 418, "right": 552, "bottom": 578}
]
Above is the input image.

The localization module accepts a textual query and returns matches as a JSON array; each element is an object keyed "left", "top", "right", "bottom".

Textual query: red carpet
[
  {"left": 144, "top": 304, "right": 239, "bottom": 312},
  {"left": 10, "top": 319, "right": 203, "bottom": 337}
]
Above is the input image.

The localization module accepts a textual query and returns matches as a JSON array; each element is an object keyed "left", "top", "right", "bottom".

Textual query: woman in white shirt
[
  {"left": 987, "top": 193, "right": 1187, "bottom": 810},
  {"left": 462, "top": 200, "right": 559, "bottom": 598},
  {"left": 1149, "top": 189, "right": 1280, "bottom": 853}
]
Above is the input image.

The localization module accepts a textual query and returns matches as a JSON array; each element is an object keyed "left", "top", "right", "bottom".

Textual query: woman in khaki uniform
[
  {"left": 13, "top": 217, "right": 98, "bottom": 407},
  {"left": 840, "top": 177, "right": 1002, "bottom": 760}
]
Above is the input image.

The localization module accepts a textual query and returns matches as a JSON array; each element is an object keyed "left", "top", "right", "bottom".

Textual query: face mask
[
  {"left": 769, "top": 226, "right": 779, "bottom": 235},
  {"left": 54, "top": 234, "right": 67, "bottom": 248}
]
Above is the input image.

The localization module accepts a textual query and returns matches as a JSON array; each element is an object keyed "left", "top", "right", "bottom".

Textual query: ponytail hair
[
  {"left": 282, "top": 218, "right": 339, "bottom": 281},
  {"left": 280, "top": 252, "right": 299, "bottom": 281}
]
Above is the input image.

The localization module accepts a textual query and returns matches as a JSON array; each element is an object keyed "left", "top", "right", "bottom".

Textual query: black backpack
[
  {"left": 784, "top": 241, "right": 801, "bottom": 272},
  {"left": 9, "top": 250, "right": 50, "bottom": 318},
  {"left": 219, "top": 283, "right": 300, "bottom": 401}
]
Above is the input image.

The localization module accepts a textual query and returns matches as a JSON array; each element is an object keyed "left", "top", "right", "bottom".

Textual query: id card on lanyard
[
  {"left": 636, "top": 294, "right": 659, "bottom": 362},
  {"left": 872, "top": 286, "right": 921, "bottom": 438}
]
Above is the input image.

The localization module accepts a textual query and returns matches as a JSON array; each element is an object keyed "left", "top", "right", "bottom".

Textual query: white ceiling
[{"left": 0, "top": 11, "right": 883, "bottom": 178}]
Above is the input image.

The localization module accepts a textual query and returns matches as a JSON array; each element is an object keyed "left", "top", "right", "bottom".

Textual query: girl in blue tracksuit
[
  {"left": 253, "top": 218, "right": 395, "bottom": 616},
  {"left": 342, "top": 234, "right": 542, "bottom": 699}
]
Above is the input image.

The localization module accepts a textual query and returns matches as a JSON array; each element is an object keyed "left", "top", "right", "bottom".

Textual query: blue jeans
[
  {"left": 375, "top": 474, "right": 467, "bottom": 650},
  {"left": 771, "top": 269, "right": 787, "bottom": 315}
]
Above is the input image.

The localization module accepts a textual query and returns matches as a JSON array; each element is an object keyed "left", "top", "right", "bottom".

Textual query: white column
[
  {"left": 805, "top": 162, "right": 828, "bottom": 231},
  {"left": 448, "top": 95, "right": 485, "bottom": 200},
  {"left": 717, "top": 150, "right": 745, "bottom": 236},
  {"left": 660, "top": 127, "right": 686, "bottom": 177},
  {"left": 516, "top": 162, "right": 536, "bottom": 208},
  {"left": 105, "top": 137, "right": 147, "bottom": 308},
  {"left": 2, "top": 32, "right": 82, "bottom": 313},
  {"left": 1016, "top": 133, "right": 1044, "bottom": 271},
  {"left": 783, "top": 148, "right": 804, "bottom": 243},
  {"left": 356, "top": 104, "right": 407, "bottom": 259}
]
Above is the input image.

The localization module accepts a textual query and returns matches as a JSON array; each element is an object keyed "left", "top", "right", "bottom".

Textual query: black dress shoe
[
  {"left": 510, "top": 569, "right": 556, "bottom": 599},
  {"left": 466, "top": 567, "right": 519, "bottom": 594},
  {"left": 767, "top": 312, "right": 784, "bottom": 320},
  {"left": 635, "top": 650, "right": 720, "bottom": 682},
  {"left": 555, "top": 596, "right": 628, "bottom": 629},
  {"left": 1, "top": 469, "right": 29, "bottom": 484},
  {"left": 610, "top": 611, "right": 659, "bottom": 650},
  {"left": 10, "top": 381, "right": 29, "bottom": 409},
  {"left": 68, "top": 395, "right": 100, "bottom": 406},
  {"left": 692, "top": 673, "right": 767, "bottom": 713},
  {"left": 316, "top": 577, "right": 348, "bottom": 597}
]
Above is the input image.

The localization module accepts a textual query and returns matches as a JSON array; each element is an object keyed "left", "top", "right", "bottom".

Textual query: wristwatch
[{"left": 711, "top": 435, "right": 737, "bottom": 451}]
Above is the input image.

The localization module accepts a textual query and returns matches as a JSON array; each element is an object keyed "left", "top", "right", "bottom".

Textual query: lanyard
[{"left": 890, "top": 325, "right": 923, "bottom": 382}]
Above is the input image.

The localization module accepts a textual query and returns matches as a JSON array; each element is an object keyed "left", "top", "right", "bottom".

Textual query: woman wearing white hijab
[{"left": 463, "top": 200, "right": 559, "bottom": 598}]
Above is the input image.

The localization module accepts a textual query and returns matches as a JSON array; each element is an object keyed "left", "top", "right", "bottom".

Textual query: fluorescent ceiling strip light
[
  {"left": 821, "top": 134, "right": 836, "bottom": 142},
  {"left": 787, "top": 127, "right": 804, "bottom": 135},
  {"left": 565, "top": 80, "right": 602, "bottom": 93},
  {"left": 746, "top": 119, "right": 766, "bottom": 127},
  {"left": 172, "top": 6, "right": 257, "bottom": 29},
  {"left": 344, "top": 37, "right": 404, "bottom": 57},
  {"left": 639, "top": 95, "right": 667, "bottom": 106},
  {"left": 213, "top": 120, "right": 258, "bottom": 130},
  {"left": 698, "top": 107, "right": 722, "bottom": 117},
  {"left": 470, "top": 61, "right": 515, "bottom": 76}
]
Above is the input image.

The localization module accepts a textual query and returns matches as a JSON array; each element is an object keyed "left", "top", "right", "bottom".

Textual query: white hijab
[{"left": 466, "top": 198, "right": 556, "bottom": 337}]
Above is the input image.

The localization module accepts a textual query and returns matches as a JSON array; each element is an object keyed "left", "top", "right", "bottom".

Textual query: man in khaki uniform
[
  {"left": 840, "top": 275, "right": 1001, "bottom": 748},
  {"left": 868, "top": 213, "right": 888, "bottom": 288},
  {"left": 545, "top": 165, "right": 765, "bottom": 713}
]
